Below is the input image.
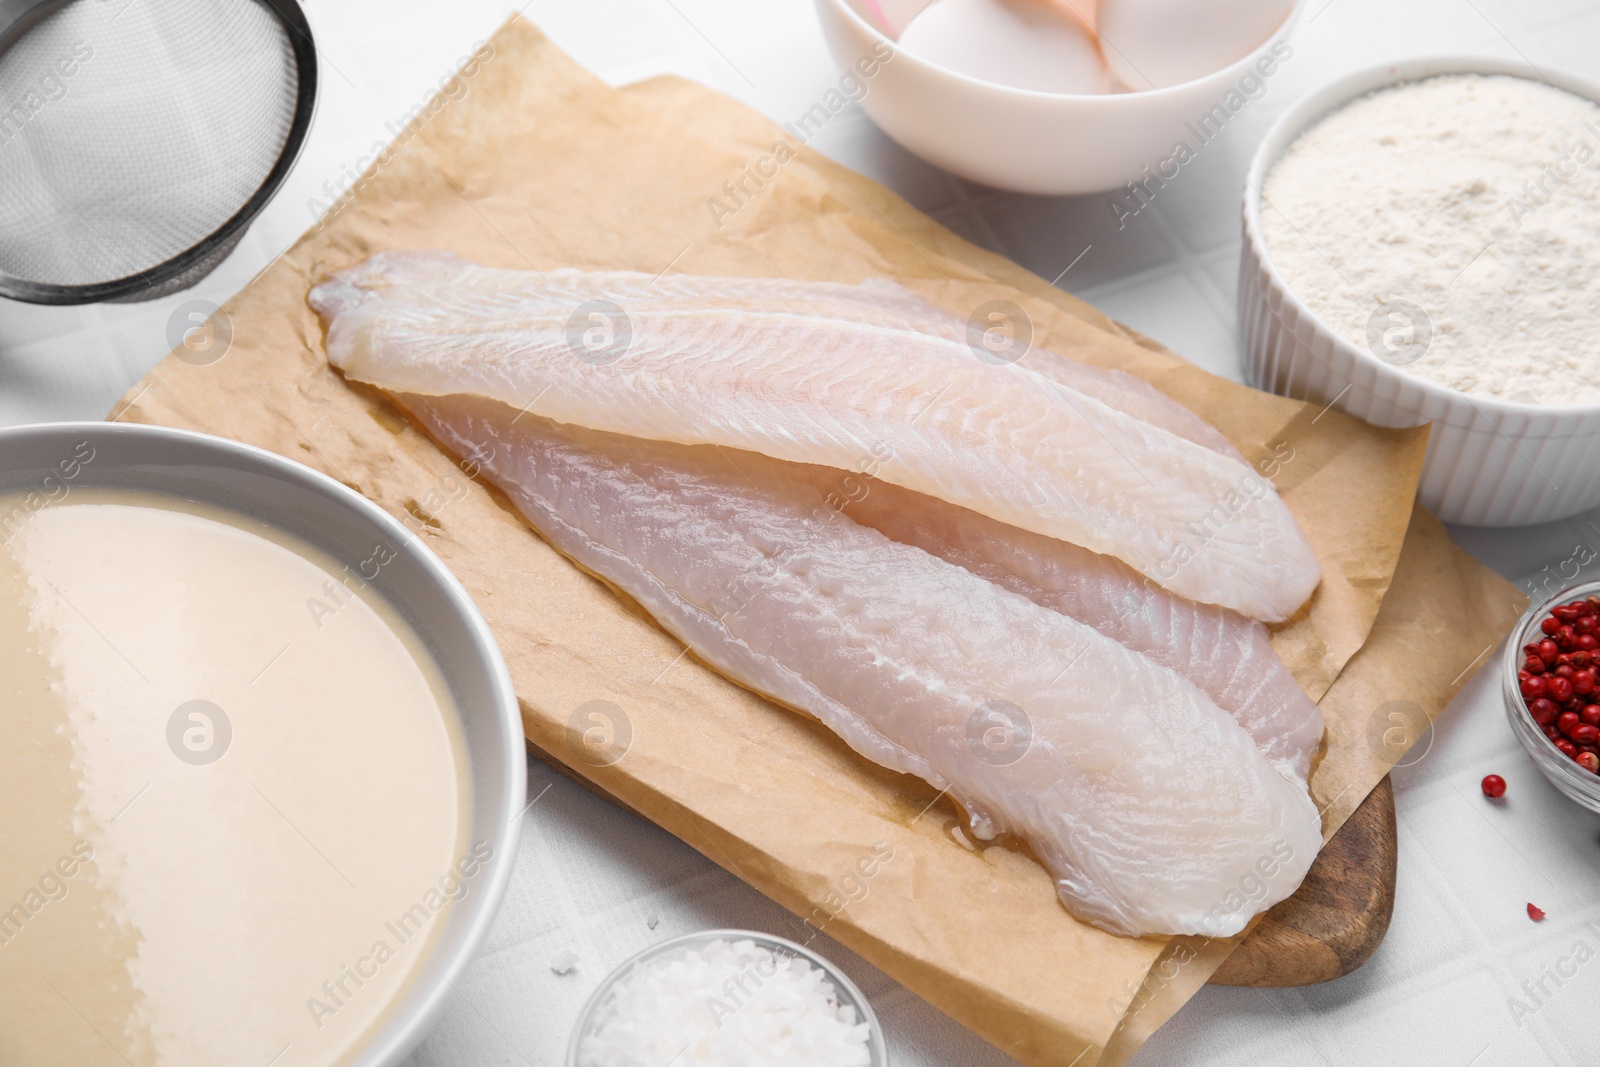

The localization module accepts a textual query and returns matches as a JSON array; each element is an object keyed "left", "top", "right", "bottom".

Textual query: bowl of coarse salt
[
  {"left": 1241, "top": 57, "right": 1600, "bottom": 527},
  {"left": 567, "top": 930, "right": 887, "bottom": 1067}
]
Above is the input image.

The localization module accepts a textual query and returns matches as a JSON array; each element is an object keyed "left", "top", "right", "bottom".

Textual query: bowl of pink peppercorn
[{"left": 1506, "top": 581, "right": 1600, "bottom": 813}]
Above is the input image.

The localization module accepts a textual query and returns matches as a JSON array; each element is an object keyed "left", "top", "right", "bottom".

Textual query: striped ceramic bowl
[{"left": 1241, "top": 56, "right": 1600, "bottom": 527}]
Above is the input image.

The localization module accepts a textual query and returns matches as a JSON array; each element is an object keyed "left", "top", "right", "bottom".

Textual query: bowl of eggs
[{"left": 814, "top": 0, "right": 1301, "bottom": 195}]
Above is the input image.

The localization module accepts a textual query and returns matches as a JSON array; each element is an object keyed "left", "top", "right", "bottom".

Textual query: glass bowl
[
  {"left": 1503, "top": 579, "right": 1600, "bottom": 813},
  {"left": 566, "top": 929, "right": 888, "bottom": 1067}
]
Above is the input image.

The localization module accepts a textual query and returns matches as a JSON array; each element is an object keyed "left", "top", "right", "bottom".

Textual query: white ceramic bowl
[
  {"left": 1241, "top": 56, "right": 1600, "bottom": 527},
  {"left": 814, "top": 0, "right": 1302, "bottom": 195},
  {"left": 0, "top": 421, "right": 526, "bottom": 1067}
]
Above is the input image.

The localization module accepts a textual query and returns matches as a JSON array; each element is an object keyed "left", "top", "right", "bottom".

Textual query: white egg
[
  {"left": 1098, "top": 0, "right": 1293, "bottom": 90},
  {"left": 898, "top": 0, "right": 1113, "bottom": 96}
]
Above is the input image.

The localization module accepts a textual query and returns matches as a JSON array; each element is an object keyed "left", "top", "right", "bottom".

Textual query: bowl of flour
[{"left": 1241, "top": 57, "right": 1600, "bottom": 527}]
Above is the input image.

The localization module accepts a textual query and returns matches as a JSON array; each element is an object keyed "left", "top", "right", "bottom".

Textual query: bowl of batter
[{"left": 0, "top": 421, "right": 525, "bottom": 1067}]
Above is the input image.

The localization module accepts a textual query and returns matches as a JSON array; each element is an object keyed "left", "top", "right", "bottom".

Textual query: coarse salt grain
[{"left": 575, "top": 938, "right": 872, "bottom": 1067}]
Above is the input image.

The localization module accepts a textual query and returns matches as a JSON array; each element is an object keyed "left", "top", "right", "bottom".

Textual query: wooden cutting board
[{"left": 1212, "top": 775, "right": 1397, "bottom": 985}]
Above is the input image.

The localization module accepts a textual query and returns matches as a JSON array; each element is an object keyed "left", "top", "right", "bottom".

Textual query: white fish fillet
[
  {"left": 811, "top": 473, "right": 1324, "bottom": 782},
  {"left": 333, "top": 250, "right": 1243, "bottom": 460},
  {"left": 310, "top": 253, "right": 1320, "bottom": 621},
  {"left": 400, "top": 391, "right": 1321, "bottom": 937}
]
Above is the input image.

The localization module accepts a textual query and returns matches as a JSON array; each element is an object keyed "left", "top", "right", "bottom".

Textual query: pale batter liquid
[{"left": 0, "top": 488, "right": 472, "bottom": 1067}]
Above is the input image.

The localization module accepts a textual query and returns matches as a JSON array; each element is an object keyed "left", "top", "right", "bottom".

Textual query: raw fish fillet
[
  {"left": 809, "top": 472, "right": 1323, "bottom": 782},
  {"left": 327, "top": 250, "right": 1243, "bottom": 459},
  {"left": 400, "top": 391, "right": 1322, "bottom": 937},
  {"left": 310, "top": 254, "right": 1320, "bottom": 621}
]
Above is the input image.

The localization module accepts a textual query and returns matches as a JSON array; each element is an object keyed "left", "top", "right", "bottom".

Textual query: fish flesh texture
[
  {"left": 807, "top": 471, "right": 1323, "bottom": 783},
  {"left": 310, "top": 254, "right": 1314, "bottom": 619},
  {"left": 326, "top": 250, "right": 1243, "bottom": 460},
  {"left": 310, "top": 254, "right": 1320, "bottom": 621},
  {"left": 397, "top": 390, "right": 1322, "bottom": 938}
]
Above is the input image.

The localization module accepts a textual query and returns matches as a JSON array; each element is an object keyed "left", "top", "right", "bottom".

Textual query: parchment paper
[{"left": 112, "top": 17, "right": 1526, "bottom": 1065}]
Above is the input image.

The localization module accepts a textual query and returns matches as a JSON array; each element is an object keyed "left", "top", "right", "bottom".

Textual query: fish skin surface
[
  {"left": 399, "top": 390, "right": 1322, "bottom": 938},
  {"left": 310, "top": 254, "right": 1320, "bottom": 622},
  {"left": 809, "top": 472, "right": 1324, "bottom": 783}
]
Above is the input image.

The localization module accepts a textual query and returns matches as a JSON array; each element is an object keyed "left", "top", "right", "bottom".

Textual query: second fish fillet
[
  {"left": 807, "top": 472, "right": 1324, "bottom": 783},
  {"left": 310, "top": 254, "right": 1320, "bottom": 621},
  {"left": 399, "top": 391, "right": 1322, "bottom": 938}
]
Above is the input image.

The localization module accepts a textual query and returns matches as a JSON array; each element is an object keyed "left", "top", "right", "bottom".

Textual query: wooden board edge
[{"left": 1210, "top": 776, "right": 1397, "bottom": 986}]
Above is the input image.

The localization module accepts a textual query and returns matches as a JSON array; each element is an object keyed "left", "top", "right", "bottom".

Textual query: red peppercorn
[
  {"left": 1528, "top": 903, "right": 1547, "bottom": 921},
  {"left": 1556, "top": 604, "right": 1582, "bottom": 623},
  {"left": 1530, "top": 698, "right": 1559, "bottom": 725},
  {"left": 1543, "top": 616, "right": 1563, "bottom": 635},
  {"left": 1555, "top": 664, "right": 1576, "bottom": 680},
  {"left": 1544, "top": 724, "right": 1562, "bottom": 740},
  {"left": 1580, "top": 752, "right": 1600, "bottom": 773},
  {"left": 1583, "top": 705, "right": 1600, "bottom": 727},
  {"left": 1519, "top": 669, "right": 1533, "bottom": 684},
  {"left": 1579, "top": 635, "right": 1599, "bottom": 653},
  {"left": 1481, "top": 774, "right": 1507, "bottom": 798},
  {"left": 1575, "top": 670, "right": 1596, "bottom": 695},
  {"left": 1522, "top": 675, "right": 1549, "bottom": 700},
  {"left": 1579, "top": 615, "right": 1600, "bottom": 635},
  {"left": 1548, "top": 676, "right": 1574, "bottom": 703},
  {"left": 1574, "top": 724, "right": 1599, "bottom": 746},
  {"left": 1558, "top": 625, "right": 1579, "bottom": 648},
  {"left": 1574, "top": 651, "right": 1593, "bottom": 668},
  {"left": 1539, "top": 639, "right": 1561, "bottom": 662},
  {"left": 1525, "top": 656, "right": 1546, "bottom": 674},
  {"left": 1559, "top": 711, "right": 1582, "bottom": 736},
  {"left": 1557, "top": 739, "right": 1578, "bottom": 757}
]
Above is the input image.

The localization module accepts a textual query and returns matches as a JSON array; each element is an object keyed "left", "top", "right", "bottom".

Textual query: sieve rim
[{"left": 0, "top": 0, "right": 319, "bottom": 305}]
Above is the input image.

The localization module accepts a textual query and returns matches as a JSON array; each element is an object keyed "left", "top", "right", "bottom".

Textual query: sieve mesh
[{"left": 0, "top": 0, "right": 307, "bottom": 300}]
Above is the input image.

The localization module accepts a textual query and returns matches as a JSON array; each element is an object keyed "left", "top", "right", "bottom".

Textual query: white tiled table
[{"left": 5, "top": 2, "right": 1600, "bottom": 1064}]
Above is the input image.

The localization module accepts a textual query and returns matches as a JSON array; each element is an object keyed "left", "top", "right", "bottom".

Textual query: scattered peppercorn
[
  {"left": 1528, "top": 903, "right": 1546, "bottom": 922},
  {"left": 1481, "top": 774, "right": 1506, "bottom": 798},
  {"left": 1518, "top": 598, "right": 1600, "bottom": 776}
]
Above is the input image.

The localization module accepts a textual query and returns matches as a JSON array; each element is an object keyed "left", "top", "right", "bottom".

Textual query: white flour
[{"left": 1261, "top": 74, "right": 1600, "bottom": 406}]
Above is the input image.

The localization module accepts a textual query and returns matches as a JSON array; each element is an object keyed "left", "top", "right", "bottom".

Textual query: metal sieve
[{"left": 0, "top": 0, "right": 316, "bottom": 304}]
